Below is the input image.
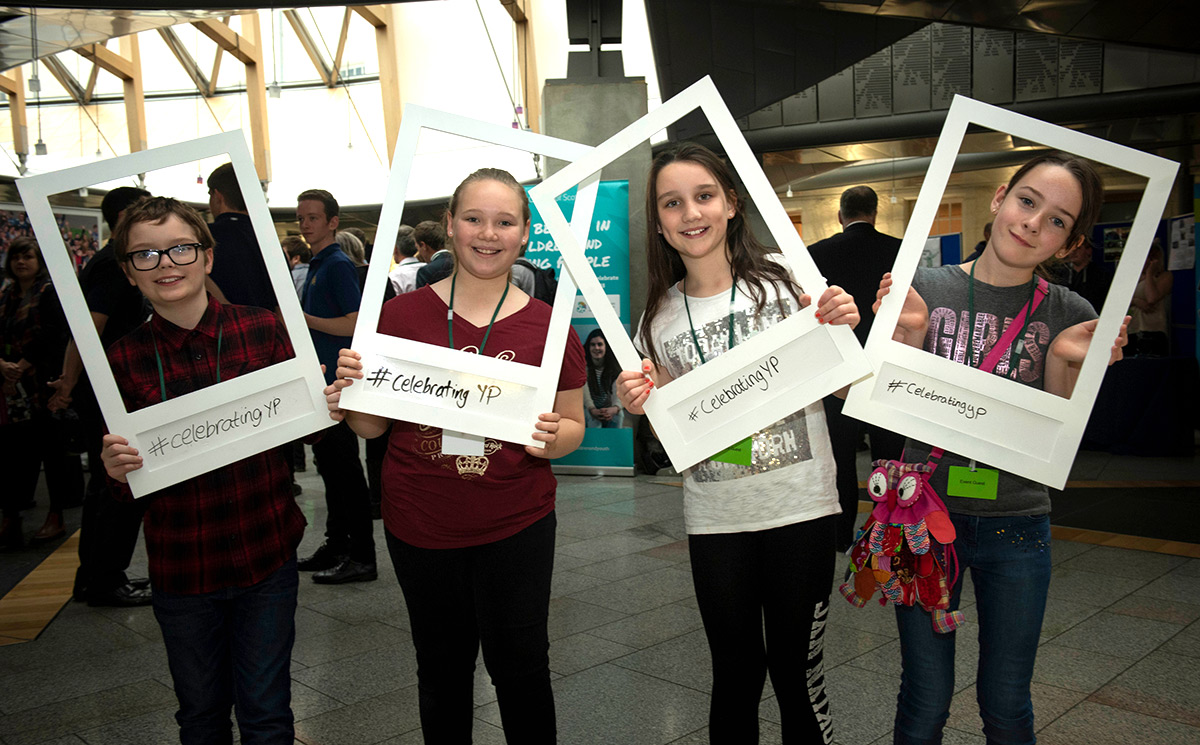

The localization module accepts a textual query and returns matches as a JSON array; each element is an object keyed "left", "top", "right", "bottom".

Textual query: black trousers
[
  {"left": 689, "top": 516, "right": 837, "bottom": 744},
  {"left": 386, "top": 513, "right": 557, "bottom": 744},
  {"left": 1, "top": 413, "right": 83, "bottom": 516},
  {"left": 75, "top": 394, "right": 146, "bottom": 595},
  {"left": 822, "top": 394, "right": 906, "bottom": 551},
  {"left": 312, "top": 419, "right": 375, "bottom": 563}
]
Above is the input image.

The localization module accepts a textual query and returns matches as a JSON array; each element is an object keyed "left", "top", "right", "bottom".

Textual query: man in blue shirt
[{"left": 296, "top": 189, "right": 376, "bottom": 584}]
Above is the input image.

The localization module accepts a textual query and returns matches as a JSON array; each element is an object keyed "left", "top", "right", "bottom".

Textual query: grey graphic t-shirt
[
  {"left": 640, "top": 279, "right": 838, "bottom": 534},
  {"left": 904, "top": 264, "right": 1097, "bottom": 516}
]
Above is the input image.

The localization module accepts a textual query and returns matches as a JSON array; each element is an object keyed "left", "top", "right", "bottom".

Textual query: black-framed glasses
[{"left": 125, "top": 243, "right": 203, "bottom": 271}]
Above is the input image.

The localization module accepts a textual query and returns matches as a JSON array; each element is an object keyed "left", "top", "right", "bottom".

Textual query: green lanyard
[
  {"left": 447, "top": 272, "right": 509, "bottom": 355},
  {"left": 967, "top": 260, "right": 1035, "bottom": 373},
  {"left": 682, "top": 277, "right": 737, "bottom": 364},
  {"left": 151, "top": 322, "right": 222, "bottom": 402}
]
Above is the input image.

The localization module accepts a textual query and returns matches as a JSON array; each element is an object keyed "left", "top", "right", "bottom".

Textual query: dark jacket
[{"left": 808, "top": 222, "right": 902, "bottom": 346}]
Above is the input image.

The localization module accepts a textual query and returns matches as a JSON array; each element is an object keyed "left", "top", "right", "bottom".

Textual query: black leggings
[
  {"left": 386, "top": 512, "right": 556, "bottom": 745},
  {"left": 689, "top": 515, "right": 836, "bottom": 745}
]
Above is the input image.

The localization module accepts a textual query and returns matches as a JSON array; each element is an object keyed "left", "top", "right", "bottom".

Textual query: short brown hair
[
  {"left": 297, "top": 189, "right": 338, "bottom": 220},
  {"left": 282, "top": 235, "right": 311, "bottom": 263},
  {"left": 207, "top": 162, "right": 246, "bottom": 212},
  {"left": 413, "top": 220, "right": 446, "bottom": 251},
  {"left": 112, "top": 197, "right": 214, "bottom": 263}
]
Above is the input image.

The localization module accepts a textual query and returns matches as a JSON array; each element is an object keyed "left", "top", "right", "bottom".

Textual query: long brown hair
[
  {"left": 639, "top": 143, "right": 801, "bottom": 364},
  {"left": 1002, "top": 151, "right": 1103, "bottom": 280}
]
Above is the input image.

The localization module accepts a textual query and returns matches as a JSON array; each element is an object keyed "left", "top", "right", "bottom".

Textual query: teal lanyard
[
  {"left": 447, "top": 272, "right": 509, "bottom": 355},
  {"left": 967, "top": 260, "right": 1035, "bottom": 373},
  {"left": 682, "top": 277, "right": 737, "bottom": 364},
  {"left": 152, "top": 322, "right": 222, "bottom": 402}
]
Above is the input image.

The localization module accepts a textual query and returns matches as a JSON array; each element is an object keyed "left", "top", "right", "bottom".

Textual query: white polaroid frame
[
  {"left": 338, "top": 105, "right": 597, "bottom": 447},
  {"left": 843, "top": 95, "right": 1179, "bottom": 489},
  {"left": 530, "top": 76, "right": 873, "bottom": 471},
  {"left": 17, "top": 131, "right": 334, "bottom": 498}
]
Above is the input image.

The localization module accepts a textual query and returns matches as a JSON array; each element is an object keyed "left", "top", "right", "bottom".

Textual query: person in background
[
  {"left": 414, "top": 219, "right": 452, "bottom": 289},
  {"left": 296, "top": 189, "right": 376, "bottom": 584},
  {"left": 205, "top": 162, "right": 276, "bottom": 311},
  {"left": 1061, "top": 237, "right": 1111, "bottom": 313},
  {"left": 50, "top": 185, "right": 154, "bottom": 607},
  {"left": 808, "top": 185, "right": 906, "bottom": 551},
  {"left": 337, "top": 230, "right": 367, "bottom": 268},
  {"left": 963, "top": 221, "right": 992, "bottom": 262},
  {"left": 387, "top": 225, "right": 422, "bottom": 295},
  {"left": 282, "top": 236, "right": 311, "bottom": 300},
  {"left": 1127, "top": 239, "right": 1172, "bottom": 356},
  {"left": 0, "top": 237, "right": 80, "bottom": 547},
  {"left": 582, "top": 329, "right": 623, "bottom": 429}
]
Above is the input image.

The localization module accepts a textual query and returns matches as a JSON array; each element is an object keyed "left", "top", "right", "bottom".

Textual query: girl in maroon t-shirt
[{"left": 325, "top": 168, "right": 586, "bottom": 743}]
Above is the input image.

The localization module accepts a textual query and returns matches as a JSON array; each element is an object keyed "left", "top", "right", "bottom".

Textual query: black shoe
[
  {"left": 87, "top": 582, "right": 153, "bottom": 607},
  {"left": 297, "top": 542, "right": 346, "bottom": 572},
  {"left": 312, "top": 558, "right": 377, "bottom": 585},
  {"left": 292, "top": 482, "right": 303, "bottom": 497}
]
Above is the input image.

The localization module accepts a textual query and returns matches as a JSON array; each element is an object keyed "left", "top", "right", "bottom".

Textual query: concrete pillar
[{"left": 542, "top": 77, "right": 650, "bottom": 331}]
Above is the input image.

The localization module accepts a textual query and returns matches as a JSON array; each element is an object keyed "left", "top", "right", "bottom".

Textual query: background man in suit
[{"left": 808, "top": 186, "right": 907, "bottom": 551}]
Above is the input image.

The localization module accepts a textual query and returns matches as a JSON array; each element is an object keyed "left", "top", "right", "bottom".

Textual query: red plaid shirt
[{"left": 106, "top": 296, "right": 306, "bottom": 594}]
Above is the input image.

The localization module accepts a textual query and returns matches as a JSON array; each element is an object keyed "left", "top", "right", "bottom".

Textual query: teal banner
[{"left": 526, "top": 181, "right": 634, "bottom": 474}]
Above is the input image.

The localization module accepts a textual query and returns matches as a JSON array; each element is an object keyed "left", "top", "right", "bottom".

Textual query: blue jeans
[
  {"left": 894, "top": 513, "right": 1051, "bottom": 745},
  {"left": 153, "top": 559, "right": 298, "bottom": 745}
]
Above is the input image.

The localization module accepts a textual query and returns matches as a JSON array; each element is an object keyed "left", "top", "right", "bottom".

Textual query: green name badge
[
  {"left": 946, "top": 466, "right": 999, "bottom": 499},
  {"left": 710, "top": 437, "right": 753, "bottom": 466}
]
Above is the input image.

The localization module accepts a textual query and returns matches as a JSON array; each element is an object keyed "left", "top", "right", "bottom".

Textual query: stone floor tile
[
  {"left": 1057, "top": 545, "right": 1186, "bottom": 581},
  {"left": 548, "top": 632, "right": 637, "bottom": 676},
  {"left": 824, "top": 623, "right": 895, "bottom": 668},
  {"left": 1106, "top": 595, "right": 1200, "bottom": 626},
  {"left": 596, "top": 492, "right": 687, "bottom": 522},
  {"left": 1049, "top": 539, "right": 1096, "bottom": 566},
  {"left": 292, "top": 687, "right": 422, "bottom": 745},
  {"left": 550, "top": 569, "right": 611, "bottom": 599},
  {"left": 843, "top": 633, "right": 980, "bottom": 695},
  {"left": 291, "top": 644, "right": 419, "bottom": 706},
  {"left": 1160, "top": 620, "right": 1200, "bottom": 658},
  {"left": 0, "top": 642, "right": 170, "bottom": 715},
  {"left": 1046, "top": 567, "right": 1146, "bottom": 608},
  {"left": 821, "top": 664, "right": 901, "bottom": 745},
  {"left": 571, "top": 552, "right": 677, "bottom": 582},
  {"left": 668, "top": 721, "right": 783, "bottom": 744},
  {"left": 641, "top": 538, "right": 691, "bottom": 563},
  {"left": 1089, "top": 650, "right": 1200, "bottom": 727},
  {"left": 1039, "top": 598, "right": 1102, "bottom": 641},
  {"left": 546, "top": 596, "right": 629, "bottom": 641},
  {"left": 483, "top": 663, "right": 710, "bottom": 745},
  {"left": 381, "top": 718, "right": 507, "bottom": 744},
  {"left": 568, "top": 566, "right": 695, "bottom": 614},
  {"left": 1134, "top": 572, "right": 1200, "bottom": 604},
  {"left": 612, "top": 629, "right": 714, "bottom": 693},
  {"left": 588, "top": 602, "right": 704, "bottom": 650},
  {"left": 1036, "top": 700, "right": 1200, "bottom": 745},
  {"left": 0, "top": 679, "right": 175, "bottom": 745},
  {"left": 291, "top": 605, "right": 354, "bottom": 640},
  {"left": 290, "top": 680, "right": 345, "bottom": 722},
  {"left": 1171, "top": 559, "right": 1200, "bottom": 578},
  {"left": 290, "top": 620, "right": 409, "bottom": 668},
  {"left": 946, "top": 681, "right": 1086, "bottom": 734},
  {"left": 74, "top": 706, "right": 181, "bottom": 745},
  {"left": 556, "top": 531, "right": 673, "bottom": 563},
  {"left": 1051, "top": 611, "right": 1184, "bottom": 660},
  {"left": 555, "top": 507, "right": 660, "bottom": 540},
  {"left": 1032, "top": 644, "right": 1135, "bottom": 693}
]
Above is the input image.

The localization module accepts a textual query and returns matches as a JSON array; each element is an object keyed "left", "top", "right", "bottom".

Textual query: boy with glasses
[{"left": 99, "top": 197, "right": 304, "bottom": 745}]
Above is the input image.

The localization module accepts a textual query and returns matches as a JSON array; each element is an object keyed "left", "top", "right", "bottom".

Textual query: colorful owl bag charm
[{"left": 838, "top": 449, "right": 964, "bottom": 634}]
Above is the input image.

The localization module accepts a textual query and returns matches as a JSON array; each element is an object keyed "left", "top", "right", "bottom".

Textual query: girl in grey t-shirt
[{"left": 879, "top": 152, "right": 1129, "bottom": 745}]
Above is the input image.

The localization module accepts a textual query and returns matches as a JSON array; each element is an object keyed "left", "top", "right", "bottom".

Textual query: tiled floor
[{"left": 1, "top": 459, "right": 1199, "bottom": 744}]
